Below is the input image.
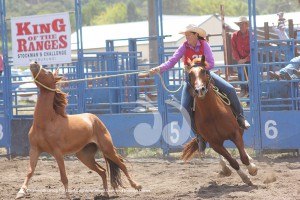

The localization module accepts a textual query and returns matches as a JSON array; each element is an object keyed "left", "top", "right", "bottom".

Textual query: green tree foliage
[
  {"left": 81, "top": 0, "right": 107, "bottom": 26},
  {"left": 161, "top": 0, "right": 189, "bottom": 15},
  {"left": 127, "top": 1, "right": 139, "bottom": 22},
  {"left": 187, "top": 0, "right": 248, "bottom": 16},
  {"left": 92, "top": 3, "right": 128, "bottom": 25}
]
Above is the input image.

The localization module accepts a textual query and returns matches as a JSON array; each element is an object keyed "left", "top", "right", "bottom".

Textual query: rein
[{"left": 212, "top": 86, "right": 231, "bottom": 106}]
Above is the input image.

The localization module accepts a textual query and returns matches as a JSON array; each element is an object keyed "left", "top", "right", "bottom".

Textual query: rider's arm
[{"left": 159, "top": 43, "right": 185, "bottom": 73}]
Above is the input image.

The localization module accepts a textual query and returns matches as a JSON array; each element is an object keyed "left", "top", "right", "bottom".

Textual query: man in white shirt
[{"left": 273, "top": 24, "right": 289, "bottom": 40}]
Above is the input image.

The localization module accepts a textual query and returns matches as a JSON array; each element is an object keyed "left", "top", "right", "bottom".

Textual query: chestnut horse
[
  {"left": 16, "top": 62, "right": 142, "bottom": 199},
  {"left": 181, "top": 55, "right": 258, "bottom": 185}
]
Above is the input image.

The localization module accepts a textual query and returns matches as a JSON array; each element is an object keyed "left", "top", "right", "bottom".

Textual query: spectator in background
[
  {"left": 269, "top": 56, "right": 300, "bottom": 80},
  {"left": 231, "top": 16, "right": 250, "bottom": 98},
  {"left": 273, "top": 24, "right": 289, "bottom": 40},
  {"left": 0, "top": 54, "right": 3, "bottom": 76},
  {"left": 277, "top": 12, "right": 286, "bottom": 28}
]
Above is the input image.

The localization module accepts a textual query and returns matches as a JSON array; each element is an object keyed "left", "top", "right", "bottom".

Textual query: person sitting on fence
[
  {"left": 272, "top": 24, "right": 289, "bottom": 40},
  {"left": 277, "top": 11, "right": 286, "bottom": 28},
  {"left": 269, "top": 56, "right": 300, "bottom": 80}
]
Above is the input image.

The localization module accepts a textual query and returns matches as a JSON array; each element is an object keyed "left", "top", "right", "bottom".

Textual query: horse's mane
[{"left": 53, "top": 74, "right": 68, "bottom": 117}]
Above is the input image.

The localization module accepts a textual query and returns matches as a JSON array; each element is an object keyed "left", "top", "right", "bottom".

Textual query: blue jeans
[
  {"left": 180, "top": 71, "right": 244, "bottom": 134},
  {"left": 238, "top": 65, "right": 249, "bottom": 92}
]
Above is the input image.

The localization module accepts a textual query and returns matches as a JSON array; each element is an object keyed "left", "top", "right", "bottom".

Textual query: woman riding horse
[{"left": 150, "top": 24, "right": 250, "bottom": 154}]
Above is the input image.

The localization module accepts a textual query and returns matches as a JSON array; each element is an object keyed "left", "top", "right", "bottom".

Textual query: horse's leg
[
  {"left": 16, "top": 147, "right": 40, "bottom": 199},
  {"left": 218, "top": 154, "right": 232, "bottom": 177},
  {"left": 211, "top": 143, "right": 252, "bottom": 185},
  {"left": 52, "top": 153, "right": 70, "bottom": 199},
  {"left": 246, "top": 151, "right": 254, "bottom": 162},
  {"left": 232, "top": 134, "right": 258, "bottom": 176},
  {"left": 76, "top": 143, "right": 109, "bottom": 197}
]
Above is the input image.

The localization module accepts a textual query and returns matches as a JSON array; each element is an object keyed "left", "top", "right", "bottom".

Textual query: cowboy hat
[
  {"left": 234, "top": 16, "right": 249, "bottom": 25},
  {"left": 277, "top": 11, "right": 284, "bottom": 16},
  {"left": 179, "top": 24, "right": 206, "bottom": 38}
]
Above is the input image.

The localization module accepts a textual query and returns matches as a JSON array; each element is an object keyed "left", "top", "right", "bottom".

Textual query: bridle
[
  {"left": 32, "top": 63, "right": 57, "bottom": 92},
  {"left": 187, "top": 65, "right": 212, "bottom": 99}
]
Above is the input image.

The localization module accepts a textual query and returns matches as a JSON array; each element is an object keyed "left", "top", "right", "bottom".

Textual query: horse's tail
[
  {"left": 181, "top": 138, "right": 199, "bottom": 161},
  {"left": 104, "top": 154, "right": 125, "bottom": 189}
]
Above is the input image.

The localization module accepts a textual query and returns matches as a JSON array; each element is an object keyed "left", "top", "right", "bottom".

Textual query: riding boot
[
  {"left": 230, "top": 104, "right": 251, "bottom": 130},
  {"left": 190, "top": 109, "right": 207, "bottom": 153},
  {"left": 237, "top": 114, "right": 251, "bottom": 129}
]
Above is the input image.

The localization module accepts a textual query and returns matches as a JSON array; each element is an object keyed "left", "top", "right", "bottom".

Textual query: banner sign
[{"left": 11, "top": 12, "right": 71, "bottom": 66}]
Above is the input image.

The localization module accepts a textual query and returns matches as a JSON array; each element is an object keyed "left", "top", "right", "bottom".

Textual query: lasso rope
[
  {"left": 212, "top": 85, "right": 231, "bottom": 105},
  {"left": 27, "top": 65, "right": 185, "bottom": 93},
  {"left": 58, "top": 70, "right": 150, "bottom": 84},
  {"left": 156, "top": 71, "right": 185, "bottom": 93},
  {"left": 32, "top": 65, "right": 231, "bottom": 107},
  {"left": 33, "top": 64, "right": 57, "bottom": 92},
  {"left": 57, "top": 68, "right": 185, "bottom": 93}
]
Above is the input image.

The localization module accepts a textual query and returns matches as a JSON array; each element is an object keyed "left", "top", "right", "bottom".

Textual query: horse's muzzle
[{"left": 195, "top": 86, "right": 207, "bottom": 98}]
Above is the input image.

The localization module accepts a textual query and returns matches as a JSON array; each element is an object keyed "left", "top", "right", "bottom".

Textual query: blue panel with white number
[
  {"left": 0, "top": 117, "right": 8, "bottom": 148},
  {"left": 261, "top": 111, "right": 300, "bottom": 149}
]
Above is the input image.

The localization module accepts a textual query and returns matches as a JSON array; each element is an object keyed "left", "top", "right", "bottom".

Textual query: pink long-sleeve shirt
[{"left": 159, "top": 40, "right": 215, "bottom": 73}]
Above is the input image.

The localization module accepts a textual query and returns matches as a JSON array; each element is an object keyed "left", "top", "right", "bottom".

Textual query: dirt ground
[{"left": 1, "top": 153, "right": 300, "bottom": 200}]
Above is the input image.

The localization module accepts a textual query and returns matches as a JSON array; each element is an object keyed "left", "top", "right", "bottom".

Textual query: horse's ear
[
  {"left": 185, "top": 58, "right": 193, "bottom": 72},
  {"left": 53, "top": 69, "right": 63, "bottom": 83},
  {"left": 55, "top": 75, "right": 63, "bottom": 83}
]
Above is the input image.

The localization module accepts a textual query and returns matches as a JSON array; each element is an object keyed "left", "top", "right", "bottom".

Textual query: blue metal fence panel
[{"left": 261, "top": 111, "right": 300, "bottom": 149}]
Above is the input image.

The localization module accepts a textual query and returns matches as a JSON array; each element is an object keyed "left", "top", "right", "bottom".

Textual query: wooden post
[
  {"left": 220, "top": 5, "right": 229, "bottom": 80},
  {"left": 288, "top": 19, "right": 294, "bottom": 39},
  {"left": 264, "top": 22, "right": 269, "bottom": 40}
]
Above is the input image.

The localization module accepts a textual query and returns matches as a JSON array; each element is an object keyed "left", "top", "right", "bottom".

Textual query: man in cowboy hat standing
[{"left": 231, "top": 16, "right": 250, "bottom": 98}]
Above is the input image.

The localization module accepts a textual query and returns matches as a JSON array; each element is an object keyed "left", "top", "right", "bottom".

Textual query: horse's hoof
[
  {"left": 103, "top": 191, "right": 109, "bottom": 197},
  {"left": 135, "top": 184, "right": 142, "bottom": 191},
  {"left": 247, "top": 163, "right": 258, "bottom": 176},
  {"left": 15, "top": 188, "right": 27, "bottom": 199},
  {"left": 220, "top": 167, "right": 232, "bottom": 177},
  {"left": 65, "top": 192, "right": 71, "bottom": 200},
  {"left": 247, "top": 181, "right": 254, "bottom": 186},
  {"left": 249, "top": 168, "right": 258, "bottom": 176}
]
